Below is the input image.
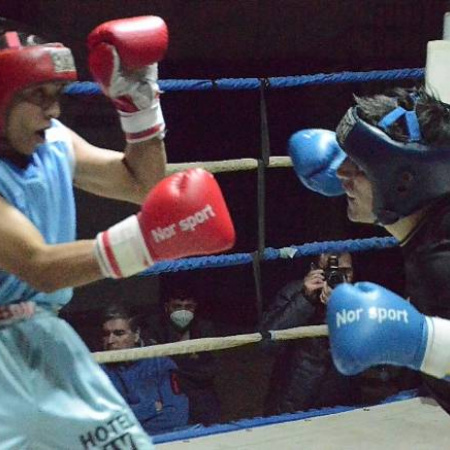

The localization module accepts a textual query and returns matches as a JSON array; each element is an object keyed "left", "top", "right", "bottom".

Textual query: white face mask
[{"left": 170, "top": 309, "right": 194, "bottom": 329}]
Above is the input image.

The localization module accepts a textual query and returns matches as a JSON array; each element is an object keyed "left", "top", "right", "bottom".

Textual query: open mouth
[{"left": 34, "top": 128, "right": 48, "bottom": 143}]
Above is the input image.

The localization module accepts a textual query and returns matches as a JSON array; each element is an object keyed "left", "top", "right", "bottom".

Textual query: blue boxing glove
[
  {"left": 327, "top": 282, "right": 450, "bottom": 379},
  {"left": 288, "top": 129, "right": 346, "bottom": 197}
]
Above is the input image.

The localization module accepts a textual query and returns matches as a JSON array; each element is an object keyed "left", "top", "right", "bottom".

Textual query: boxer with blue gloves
[
  {"left": 327, "top": 282, "right": 450, "bottom": 380},
  {"left": 295, "top": 85, "right": 450, "bottom": 414},
  {"left": 286, "top": 35, "right": 450, "bottom": 414}
]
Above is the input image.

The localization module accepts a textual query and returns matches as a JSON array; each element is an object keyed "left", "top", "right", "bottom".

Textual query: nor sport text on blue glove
[{"left": 326, "top": 282, "right": 450, "bottom": 379}]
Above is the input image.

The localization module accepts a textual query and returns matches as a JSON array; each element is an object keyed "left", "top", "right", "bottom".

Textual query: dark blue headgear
[{"left": 336, "top": 104, "right": 450, "bottom": 225}]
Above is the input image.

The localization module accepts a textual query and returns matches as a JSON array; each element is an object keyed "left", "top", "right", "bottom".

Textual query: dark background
[{"left": 1, "top": 0, "right": 448, "bottom": 423}]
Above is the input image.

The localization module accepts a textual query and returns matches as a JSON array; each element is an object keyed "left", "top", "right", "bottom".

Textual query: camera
[{"left": 324, "top": 255, "right": 346, "bottom": 288}]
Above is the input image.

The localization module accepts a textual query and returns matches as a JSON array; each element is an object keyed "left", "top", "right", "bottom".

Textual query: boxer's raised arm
[{"left": 74, "top": 16, "right": 169, "bottom": 203}]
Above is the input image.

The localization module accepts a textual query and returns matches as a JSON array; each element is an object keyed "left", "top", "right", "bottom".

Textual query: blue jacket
[{"left": 103, "top": 357, "right": 189, "bottom": 435}]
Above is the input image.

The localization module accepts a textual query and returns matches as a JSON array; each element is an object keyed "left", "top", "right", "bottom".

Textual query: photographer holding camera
[
  {"left": 303, "top": 253, "right": 354, "bottom": 305},
  {"left": 261, "top": 252, "right": 417, "bottom": 415},
  {"left": 260, "top": 252, "right": 362, "bottom": 415}
]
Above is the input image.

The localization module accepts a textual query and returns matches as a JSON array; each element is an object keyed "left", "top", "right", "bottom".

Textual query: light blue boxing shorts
[{"left": 0, "top": 304, "right": 154, "bottom": 450}]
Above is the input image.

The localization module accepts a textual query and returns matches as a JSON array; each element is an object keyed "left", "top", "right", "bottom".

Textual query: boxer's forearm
[
  {"left": 14, "top": 240, "right": 103, "bottom": 292},
  {"left": 123, "top": 138, "right": 167, "bottom": 196}
]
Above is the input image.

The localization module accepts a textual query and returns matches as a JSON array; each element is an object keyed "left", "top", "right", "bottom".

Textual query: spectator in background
[
  {"left": 144, "top": 287, "right": 221, "bottom": 426},
  {"left": 100, "top": 304, "right": 189, "bottom": 435},
  {"left": 261, "top": 252, "right": 413, "bottom": 416}
]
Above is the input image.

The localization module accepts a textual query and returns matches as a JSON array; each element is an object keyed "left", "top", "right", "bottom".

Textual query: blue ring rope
[
  {"left": 141, "top": 237, "right": 398, "bottom": 275},
  {"left": 65, "top": 67, "right": 424, "bottom": 95},
  {"left": 67, "top": 67, "right": 408, "bottom": 275}
]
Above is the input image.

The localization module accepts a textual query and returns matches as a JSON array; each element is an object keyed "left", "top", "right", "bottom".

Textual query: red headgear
[{"left": 0, "top": 32, "right": 78, "bottom": 132}]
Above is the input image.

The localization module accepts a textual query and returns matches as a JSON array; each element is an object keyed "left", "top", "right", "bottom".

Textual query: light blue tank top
[{"left": 0, "top": 119, "right": 76, "bottom": 307}]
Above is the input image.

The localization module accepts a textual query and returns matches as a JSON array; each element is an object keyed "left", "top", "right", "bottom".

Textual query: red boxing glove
[
  {"left": 88, "top": 16, "right": 168, "bottom": 142},
  {"left": 95, "top": 169, "right": 236, "bottom": 278}
]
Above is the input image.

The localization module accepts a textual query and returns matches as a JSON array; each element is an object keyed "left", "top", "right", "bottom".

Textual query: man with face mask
[
  {"left": 166, "top": 295, "right": 198, "bottom": 334},
  {"left": 144, "top": 287, "right": 221, "bottom": 426}
]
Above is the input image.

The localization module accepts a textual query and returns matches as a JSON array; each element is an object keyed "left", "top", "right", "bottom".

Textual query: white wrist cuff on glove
[
  {"left": 119, "top": 102, "right": 166, "bottom": 143},
  {"left": 95, "top": 215, "right": 154, "bottom": 279},
  {"left": 421, "top": 317, "right": 450, "bottom": 378}
]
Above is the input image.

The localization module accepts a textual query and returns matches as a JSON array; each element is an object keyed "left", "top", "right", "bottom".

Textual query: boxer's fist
[
  {"left": 138, "top": 168, "right": 235, "bottom": 261},
  {"left": 327, "top": 282, "right": 450, "bottom": 379},
  {"left": 88, "top": 16, "right": 168, "bottom": 142},
  {"left": 88, "top": 16, "right": 168, "bottom": 71},
  {"left": 95, "top": 168, "right": 235, "bottom": 278},
  {"left": 327, "top": 282, "right": 427, "bottom": 375},
  {"left": 288, "top": 129, "right": 345, "bottom": 196}
]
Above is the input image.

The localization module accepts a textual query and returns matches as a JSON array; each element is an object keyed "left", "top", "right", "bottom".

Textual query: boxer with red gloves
[{"left": 0, "top": 18, "right": 234, "bottom": 450}]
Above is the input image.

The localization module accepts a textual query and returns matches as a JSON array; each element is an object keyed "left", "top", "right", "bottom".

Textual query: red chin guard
[{"left": 0, "top": 32, "right": 78, "bottom": 132}]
